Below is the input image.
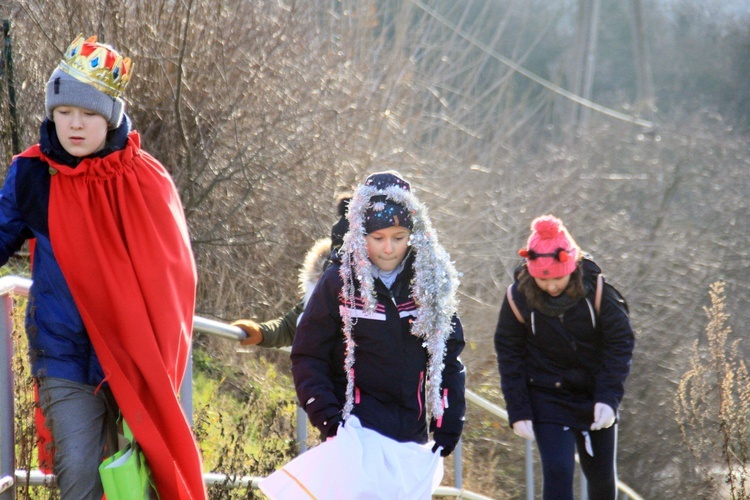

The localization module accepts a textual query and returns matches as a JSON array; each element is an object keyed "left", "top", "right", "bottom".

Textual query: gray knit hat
[
  {"left": 46, "top": 68, "right": 125, "bottom": 129},
  {"left": 45, "top": 35, "right": 133, "bottom": 129}
]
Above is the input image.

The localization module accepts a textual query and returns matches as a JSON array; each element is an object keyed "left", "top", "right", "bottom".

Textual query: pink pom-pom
[{"left": 532, "top": 216, "right": 562, "bottom": 239}]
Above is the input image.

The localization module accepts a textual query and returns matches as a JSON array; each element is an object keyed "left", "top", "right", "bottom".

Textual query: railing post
[
  {"left": 580, "top": 467, "right": 588, "bottom": 499},
  {"left": 180, "top": 344, "right": 194, "bottom": 426},
  {"left": 295, "top": 407, "right": 307, "bottom": 453},
  {"left": 614, "top": 422, "right": 619, "bottom": 499},
  {"left": 453, "top": 439, "right": 463, "bottom": 490},
  {"left": 0, "top": 293, "right": 15, "bottom": 500},
  {"left": 525, "top": 438, "right": 534, "bottom": 500}
]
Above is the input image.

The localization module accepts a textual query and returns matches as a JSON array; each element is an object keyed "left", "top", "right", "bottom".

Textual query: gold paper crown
[{"left": 58, "top": 35, "right": 133, "bottom": 98}]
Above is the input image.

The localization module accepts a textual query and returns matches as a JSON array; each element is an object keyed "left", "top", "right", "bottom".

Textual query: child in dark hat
[
  {"left": 494, "top": 214, "right": 634, "bottom": 500},
  {"left": 261, "top": 171, "right": 466, "bottom": 499},
  {"left": 0, "top": 35, "right": 205, "bottom": 499},
  {"left": 232, "top": 192, "right": 352, "bottom": 347}
]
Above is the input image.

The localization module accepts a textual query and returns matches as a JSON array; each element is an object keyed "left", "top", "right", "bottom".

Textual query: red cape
[{"left": 24, "top": 133, "right": 206, "bottom": 499}]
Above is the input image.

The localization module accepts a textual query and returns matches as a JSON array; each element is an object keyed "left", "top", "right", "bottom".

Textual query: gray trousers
[{"left": 37, "top": 377, "right": 119, "bottom": 500}]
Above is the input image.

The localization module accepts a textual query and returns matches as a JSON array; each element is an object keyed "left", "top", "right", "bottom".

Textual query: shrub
[{"left": 675, "top": 282, "right": 750, "bottom": 499}]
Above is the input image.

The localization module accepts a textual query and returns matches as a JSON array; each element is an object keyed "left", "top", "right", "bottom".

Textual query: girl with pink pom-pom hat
[{"left": 494, "top": 214, "right": 634, "bottom": 500}]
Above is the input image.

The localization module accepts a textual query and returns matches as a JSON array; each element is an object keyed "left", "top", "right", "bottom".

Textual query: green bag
[{"left": 99, "top": 421, "right": 157, "bottom": 500}]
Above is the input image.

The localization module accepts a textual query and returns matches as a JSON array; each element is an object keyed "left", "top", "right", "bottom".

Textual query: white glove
[
  {"left": 590, "top": 403, "right": 616, "bottom": 431},
  {"left": 512, "top": 420, "right": 535, "bottom": 441}
]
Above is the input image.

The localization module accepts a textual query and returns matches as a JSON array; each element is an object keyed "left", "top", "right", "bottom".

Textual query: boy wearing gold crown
[{"left": 0, "top": 35, "right": 206, "bottom": 498}]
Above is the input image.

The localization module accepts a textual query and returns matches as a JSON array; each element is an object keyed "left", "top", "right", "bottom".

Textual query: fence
[{"left": 0, "top": 275, "right": 642, "bottom": 499}]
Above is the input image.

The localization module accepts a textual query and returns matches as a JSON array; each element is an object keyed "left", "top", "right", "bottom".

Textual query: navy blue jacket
[
  {"left": 493, "top": 261, "right": 634, "bottom": 430},
  {"left": 0, "top": 118, "right": 130, "bottom": 385},
  {"left": 291, "top": 252, "right": 466, "bottom": 445}
]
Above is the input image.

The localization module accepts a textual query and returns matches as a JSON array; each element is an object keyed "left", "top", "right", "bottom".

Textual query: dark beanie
[
  {"left": 364, "top": 171, "right": 411, "bottom": 191},
  {"left": 363, "top": 171, "right": 413, "bottom": 234}
]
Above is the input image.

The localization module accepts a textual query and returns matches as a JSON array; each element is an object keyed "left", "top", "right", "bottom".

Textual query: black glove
[
  {"left": 321, "top": 414, "right": 343, "bottom": 439},
  {"left": 431, "top": 432, "right": 459, "bottom": 457}
]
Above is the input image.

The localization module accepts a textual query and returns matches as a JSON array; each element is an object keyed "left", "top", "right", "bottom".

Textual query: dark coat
[
  {"left": 493, "top": 260, "right": 634, "bottom": 430},
  {"left": 291, "top": 252, "right": 466, "bottom": 444}
]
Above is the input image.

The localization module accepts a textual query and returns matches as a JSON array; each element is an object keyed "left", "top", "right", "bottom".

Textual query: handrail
[{"left": 0, "top": 275, "right": 641, "bottom": 499}]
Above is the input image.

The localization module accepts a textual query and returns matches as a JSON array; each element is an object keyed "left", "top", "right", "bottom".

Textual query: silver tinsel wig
[{"left": 338, "top": 177, "right": 460, "bottom": 419}]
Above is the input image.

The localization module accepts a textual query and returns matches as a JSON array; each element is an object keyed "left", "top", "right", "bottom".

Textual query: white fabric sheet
[{"left": 259, "top": 416, "right": 443, "bottom": 499}]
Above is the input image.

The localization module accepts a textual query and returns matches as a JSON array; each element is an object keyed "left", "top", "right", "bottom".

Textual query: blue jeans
[
  {"left": 38, "top": 377, "right": 119, "bottom": 499},
  {"left": 534, "top": 422, "right": 617, "bottom": 500}
]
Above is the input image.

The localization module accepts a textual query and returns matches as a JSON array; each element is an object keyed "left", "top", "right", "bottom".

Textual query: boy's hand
[{"left": 232, "top": 319, "right": 264, "bottom": 345}]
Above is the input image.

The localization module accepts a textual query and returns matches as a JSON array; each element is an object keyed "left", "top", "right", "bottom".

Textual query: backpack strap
[
  {"left": 594, "top": 274, "right": 604, "bottom": 316},
  {"left": 507, "top": 274, "right": 603, "bottom": 324},
  {"left": 506, "top": 284, "right": 525, "bottom": 324}
]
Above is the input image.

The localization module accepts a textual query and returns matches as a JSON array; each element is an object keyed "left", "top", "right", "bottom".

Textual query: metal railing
[{"left": 0, "top": 275, "right": 641, "bottom": 499}]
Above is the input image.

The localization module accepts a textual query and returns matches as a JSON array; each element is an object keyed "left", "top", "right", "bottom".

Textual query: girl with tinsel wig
[
  {"left": 261, "top": 171, "right": 466, "bottom": 499},
  {"left": 494, "top": 214, "right": 634, "bottom": 500}
]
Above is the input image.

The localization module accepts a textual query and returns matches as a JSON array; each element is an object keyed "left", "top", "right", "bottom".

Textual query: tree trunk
[
  {"left": 579, "top": 0, "right": 600, "bottom": 132},
  {"left": 630, "top": 0, "right": 656, "bottom": 117}
]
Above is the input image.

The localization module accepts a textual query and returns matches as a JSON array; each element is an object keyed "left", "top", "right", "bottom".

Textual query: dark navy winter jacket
[
  {"left": 494, "top": 261, "right": 634, "bottom": 430},
  {"left": 0, "top": 117, "right": 131, "bottom": 386},
  {"left": 291, "top": 252, "right": 466, "bottom": 445}
]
